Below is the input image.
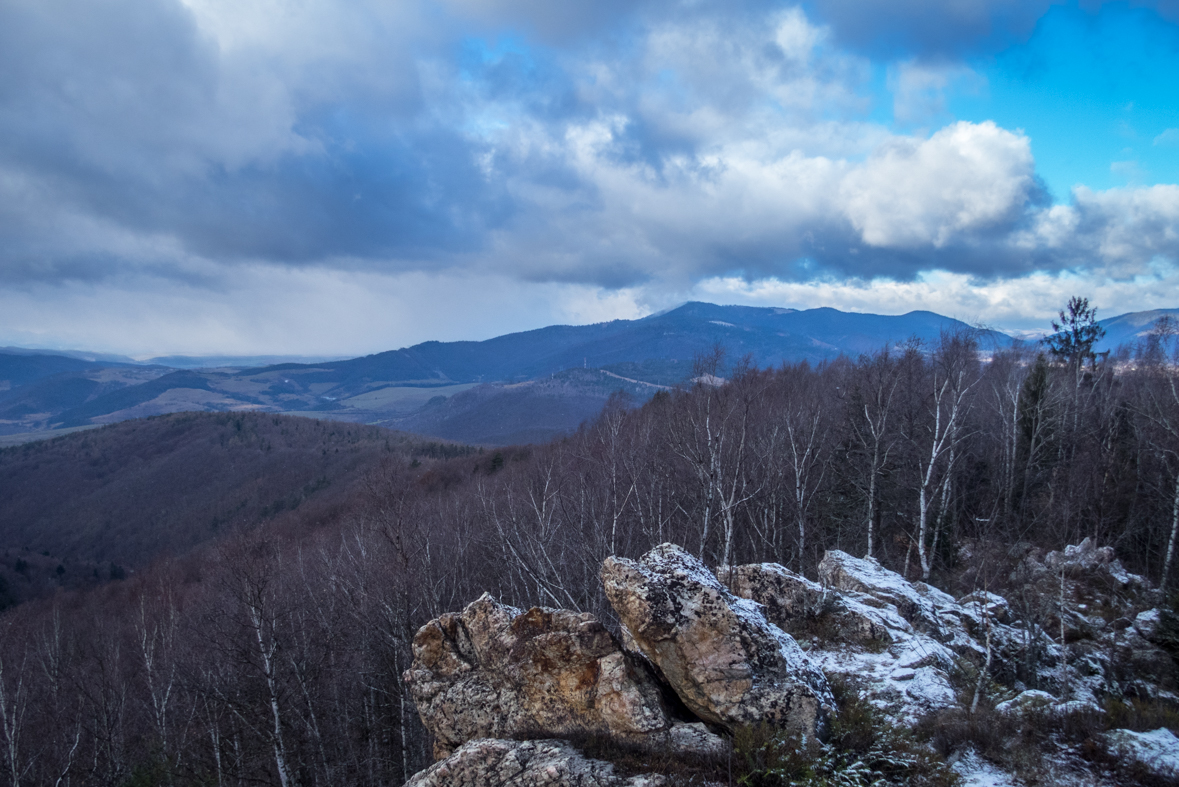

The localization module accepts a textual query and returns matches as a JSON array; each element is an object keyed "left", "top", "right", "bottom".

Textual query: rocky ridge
[{"left": 402, "top": 541, "right": 1179, "bottom": 786}]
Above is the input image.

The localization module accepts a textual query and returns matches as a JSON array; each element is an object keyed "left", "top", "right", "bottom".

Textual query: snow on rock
[
  {"left": 807, "top": 645, "right": 959, "bottom": 724},
  {"left": 995, "top": 690, "right": 1057, "bottom": 716},
  {"left": 601, "top": 543, "right": 834, "bottom": 737},
  {"left": 404, "top": 738, "right": 670, "bottom": 787},
  {"left": 726, "top": 558, "right": 963, "bottom": 724},
  {"left": 718, "top": 561, "right": 910, "bottom": 645},
  {"left": 1135, "top": 608, "right": 1163, "bottom": 641},
  {"left": 818, "top": 551, "right": 949, "bottom": 639},
  {"left": 1103, "top": 728, "right": 1179, "bottom": 781},
  {"left": 958, "top": 591, "right": 1012, "bottom": 625},
  {"left": 1044, "top": 537, "right": 1147, "bottom": 592},
  {"left": 1011, "top": 539, "right": 1156, "bottom": 647}
]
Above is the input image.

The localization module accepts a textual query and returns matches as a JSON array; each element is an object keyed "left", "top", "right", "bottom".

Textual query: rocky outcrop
[
  {"left": 601, "top": 543, "right": 834, "bottom": 737},
  {"left": 818, "top": 550, "right": 954, "bottom": 639},
  {"left": 999, "top": 539, "right": 1173, "bottom": 703},
  {"left": 1008, "top": 538, "right": 1158, "bottom": 642},
  {"left": 402, "top": 538, "right": 1177, "bottom": 786},
  {"left": 404, "top": 593, "right": 721, "bottom": 759},
  {"left": 1044, "top": 537, "right": 1149, "bottom": 593},
  {"left": 719, "top": 561, "right": 908, "bottom": 645},
  {"left": 1102, "top": 728, "right": 1179, "bottom": 782},
  {"left": 723, "top": 557, "right": 962, "bottom": 722},
  {"left": 403, "top": 738, "right": 669, "bottom": 787}
]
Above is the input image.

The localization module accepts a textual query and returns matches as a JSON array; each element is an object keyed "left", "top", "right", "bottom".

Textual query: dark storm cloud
[{"left": 0, "top": 0, "right": 516, "bottom": 279}]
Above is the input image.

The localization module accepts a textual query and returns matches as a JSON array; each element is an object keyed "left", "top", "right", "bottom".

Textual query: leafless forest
[{"left": 2, "top": 305, "right": 1179, "bottom": 786}]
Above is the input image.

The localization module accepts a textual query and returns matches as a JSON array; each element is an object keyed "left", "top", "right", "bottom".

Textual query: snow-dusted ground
[
  {"left": 724, "top": 544, "right": 1175, "bottom": 786},
  {"left": 950, "top": 749, "right": 1022, "bottom": 787},
  {"left": 1104, "top": 728, "right": 1179, "bottom": 780}
]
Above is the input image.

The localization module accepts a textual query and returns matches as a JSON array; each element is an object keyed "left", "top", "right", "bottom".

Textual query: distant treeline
[{"left": 2, "top": 303, "right": 1179, "bottom": 786}]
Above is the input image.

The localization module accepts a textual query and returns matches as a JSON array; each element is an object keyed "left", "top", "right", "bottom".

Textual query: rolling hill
[
  {"left": 253, "top": 302, "right": 1013, "bottom": 391},
  {"left": 0, "top": 303, "right": 1015, "bottom": 443},
  {"left": 0, "top": 411, "right": 475, "bottom": 607},
  {"left": 13, "top": 301, "right": 1175, "bottom": 446}
]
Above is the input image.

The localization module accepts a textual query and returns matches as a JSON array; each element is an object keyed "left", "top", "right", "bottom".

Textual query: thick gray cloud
[
  {"left": 0, "top": 0, "right": 1176, "bottom": 305},
  {"left": 0, "top": 0, "right": 511, "bottom": 280}
]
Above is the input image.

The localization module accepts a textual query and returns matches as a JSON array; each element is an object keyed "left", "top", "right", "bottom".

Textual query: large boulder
[
  {"left": 404, "top": 738, "right": 669, "bottom": 787},
  {"left": 404, "top": 593, "right": 718, "bottom": 760},
  {"left": 817, "top": 550, "right": 953, "bottom": 639},
  {"left": 719, "top": 561, "right": 909, "bottom": 645},
  {"left": 601, "top": 543, "right": 834, "bottom": 737},
  {"left": 1102, "top": 728, "right": 1179, "bottom": 782}
]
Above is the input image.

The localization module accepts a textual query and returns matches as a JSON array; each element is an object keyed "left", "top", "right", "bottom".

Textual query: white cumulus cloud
[{"left": 840, "top": 121, "right": 1036, "bottom": 249}]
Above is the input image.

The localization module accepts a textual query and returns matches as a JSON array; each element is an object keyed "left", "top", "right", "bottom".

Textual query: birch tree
[
  {"left": 848, "top": 349, "right": 901, "bottom": 558},
  {"left": 910, "top": 333, "right": 978, "bottom": 580}
]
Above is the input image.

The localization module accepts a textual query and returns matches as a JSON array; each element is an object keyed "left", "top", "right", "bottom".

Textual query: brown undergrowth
[
  {"left": 918, "top": 695, "right": 1179, "bottom": 787},
  {"left": 563, "top": 680, "right": 959, "bottom": 786}
]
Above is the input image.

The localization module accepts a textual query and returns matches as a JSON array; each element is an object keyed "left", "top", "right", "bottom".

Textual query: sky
[{"left": 1, "top": 0, "right": 1177, "bottom": 357}]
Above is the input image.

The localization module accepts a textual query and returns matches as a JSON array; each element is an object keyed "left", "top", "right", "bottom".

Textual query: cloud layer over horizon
[{"left": 1, "top": 0, "right": 1178, "bottom": 355}]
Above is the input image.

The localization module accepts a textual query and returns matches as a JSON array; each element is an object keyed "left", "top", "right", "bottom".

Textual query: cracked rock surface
[
  {"left": 404, "top": 592, "right": 718, "bottom": 759},
  {"left": 601, "top": 543, "right": 833, "bottom": 736}
]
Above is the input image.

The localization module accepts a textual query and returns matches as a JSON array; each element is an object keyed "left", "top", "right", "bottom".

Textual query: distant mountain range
[
  {"left": 1096, "top": 308, "right": 1179, "bottom": 352},
  {"left": 1, "top": 302, "right": 1172, "bottom": 445}
]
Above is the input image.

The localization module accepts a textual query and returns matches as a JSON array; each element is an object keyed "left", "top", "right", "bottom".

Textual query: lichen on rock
[
  {"left": 404, "top": 592, "right": 718, "bottom": 760},
  {"left": 601, "top": 543, "right": 834, "bottom": 737}
]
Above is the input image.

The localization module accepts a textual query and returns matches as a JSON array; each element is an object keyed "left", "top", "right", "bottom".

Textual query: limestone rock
[
  {"left": 404, "top": 738, "right": 669, "bottom": 787},
  {"left": 729, "top": 552, "right": 1030, "bottom": 724},
  {"left": 1044, "top": 537, "right": 1145, "bottom": 591},
  {"left": 601, "top": 543, "right": 833, "bottom": 736},
  {"left": 817, "top": 550, "right": 951, "bottom": 639},
  {"left": 405, "top": 593, "right": 713, "bottom": 759},
  {"left": 1103, "top": 625, "right": 1177, "bottom": 698},
  {"left": 720, "top": 561, "right": 908, "bottom": 645},
  {"left": 1011, "top": 538, "right": 1156, "bottom": 638},
  {"left": 1102, "top": 728, "right": 1179, "bottom": 781},
  {"left": 994, "top": 689, "right": 1057, "bottom": 716},
  {"left": 1135, "top": 609, "right": 1163, "bottom": 641},
  {"left": 957, "top": 591, "right": 1011, "bottom": 625}
]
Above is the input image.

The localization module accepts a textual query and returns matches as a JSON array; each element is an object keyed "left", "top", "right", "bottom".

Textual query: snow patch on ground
[
  {"left": 950, "top": 749, "right": 1022, "bottom": 787},
  {"left": 1103, "top": 728, "right": 1179, "bottom": 779}
]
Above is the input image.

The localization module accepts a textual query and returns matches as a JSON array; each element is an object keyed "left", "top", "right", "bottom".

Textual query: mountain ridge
[{"left": 2, "top": 302, "right": 1172, "bottom": 445}]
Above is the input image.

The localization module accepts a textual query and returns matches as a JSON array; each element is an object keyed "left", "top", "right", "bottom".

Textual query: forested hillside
[
  {"left": 0, "top": 412, "right": 473, "bottom": 607},
  {"left": 2, "top": 315, "right": 1179, "bottom": 785}
]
